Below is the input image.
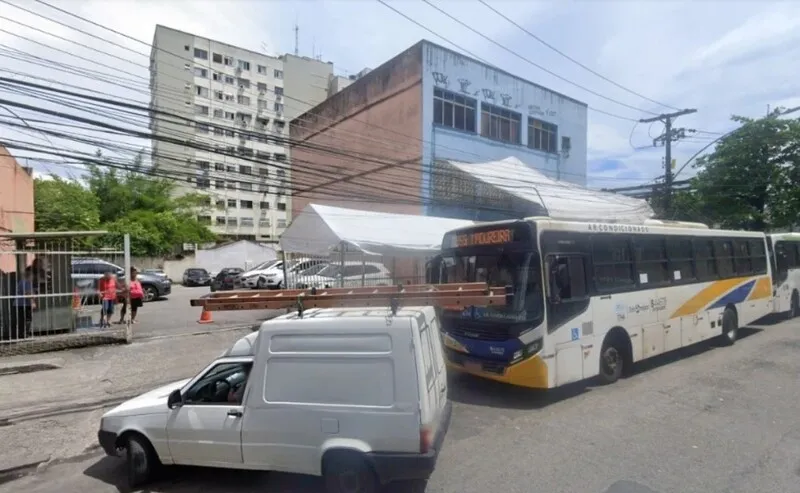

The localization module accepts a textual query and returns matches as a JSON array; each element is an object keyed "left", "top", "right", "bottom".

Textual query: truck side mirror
[{"left": 167, "top": 389, "right": 183, "bottom": 409}]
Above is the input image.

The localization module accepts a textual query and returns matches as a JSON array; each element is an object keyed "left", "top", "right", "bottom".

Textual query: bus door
[
  {"left": 545, "top": 253, "right": 593, "bottom": 385},
  {"left": 773, "top": 241, "right": 794, "bottom": 312}
]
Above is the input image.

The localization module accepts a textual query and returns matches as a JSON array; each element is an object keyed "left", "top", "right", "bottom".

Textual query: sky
[{"left": 0, "top": 0, "right": 799, "bottom": 191}]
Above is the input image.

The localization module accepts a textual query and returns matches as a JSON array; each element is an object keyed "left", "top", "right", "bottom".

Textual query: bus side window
[{"left": 548, "top": 256, "right": 588, "bottom": 302}]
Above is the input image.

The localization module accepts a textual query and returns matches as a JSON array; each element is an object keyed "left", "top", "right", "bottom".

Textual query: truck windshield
[{"left": 441, "top": 251, "right": 543, "bottom": 322}]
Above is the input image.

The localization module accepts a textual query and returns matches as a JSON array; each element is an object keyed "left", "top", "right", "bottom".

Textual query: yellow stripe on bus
[{"left": 670, "top": 276, "right": 767, "bottom": 319}]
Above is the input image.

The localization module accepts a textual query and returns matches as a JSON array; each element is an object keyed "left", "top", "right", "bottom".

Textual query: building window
[
  {"left": 228, "top": 218, "right": 238, "bottom": 226},
  {"left": 433, "top": 88, "right": 476, "bottom": 133},
  {"left": 259, "top": 201, "right": 270, "bottom": 209},
  {"left": 259, "top": 219, "right": 271, "bottom": 227},
  {"left": 237, "top": 95, "right": 251, "bottom": 106},
  {"left": 257, "top": 65, "right": 267, "bottom": 75},
  {"left": 238, "top": 60, "right": 251, "bottom": 71},
  {"left": 481, "top": 103, "right": 521, "bottom": 144},
  {"left": 193, "top": 48, "right": 208, "bottom": 60},
  {"left": 197, "top": 215, "right": 211, "bottom": 225},
  {"left": 227, "top": 181, "right": 236, "bottom": 190},
  {"left": 239, "top": 165, "right": 252, "bottom": 175},
  {"left": 224, "top": 111, "right": 235, "bottom": 120},
  {"left": 277, "top": 202, "right": 286, "bottom": 211},
  {"left": 196, "top": 123, "right": 210, "bottom": 134},
  {"left": 226, "top": 165, "right": 236, "bottom": 173},
  {"left": 224, "top": 75, "right": 235, "bottom": 85},
  {"left": 237, "top": 78, "right": 250, "bottom": 89},
  {"left": 215, "top": 200, "right": 225, "bottom": 209},
  {"left": 213, "top": 90, "right": 224, "bottom": 100},
  {"left": 212, "top": 72, "right": 222, "bottom": 82},
  {"left": 216, "top": 216, "right": 226, "bottom": 225},
  {"left": 213, "top": 109, "right": 224, "bottom": 119},
  {"left": 561, "top": 136, "right": 571, "bottom": 155},
  {"left": 215, "top": 180, "right": 224, "bottom": 189},
  {"left": 227, "top": 199, "right": 237, "bottom": 208},
  {"left": 274, "top": 86, "right": 284, "bottom": 96},
  {"left": 240, "top": 182, "right": 253, "bottom": 191},
  {"left": 195, "top": 86, "right": 209, "bottom": 98},
  {"left": 257, "top": 82, "right": 267, "bottom": 93},
  {"left": 196, "top": 160, "right": 210, "bottom": 170},
  {"left": 194, "top": 67, "right": 208, "bottom": 78},
  {"left": 258, "top": 99, "right": 269, "bottom": 111},
  {"left": 195, "top": 178, "right": 211, "bottom": 189},
  {"left": 184, "top": 45, "right": 190, "bottom": 51},
  {"left": 274, "top": 69, "right": 283, "bottom": 79},
  {"left": 274, "top": 102, "right": 284, "bottom": 113},
  {"left": 214, "top": 163, "right": 224, "bottom": 171},
  {"left": 528, "top": 118, "right": 558, "bottom": 153},
  {"left": 274, "top": 153, "right": 287, "bottom": 162},
  {"left": 240, "top": 200, "right": 254, "bottom": 209},
  {"left": 223, "top": 56, "right": 234, "bottom": 66},
  {"left": 277, "top": 219, "right": 287, "bottom": 228},
  {"left": 212, "top": 53, "right": 223, "bottom": 64},
  {"left": 241, "top": 217, "right": 254, "bottom": 227},
  {"left": 195, "top": 104, "right": 209, "bottom": 115}
]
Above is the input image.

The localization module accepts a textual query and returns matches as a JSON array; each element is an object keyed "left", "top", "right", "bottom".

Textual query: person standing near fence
[
  {"left": 117, "top": 268, "right": 143, "bottom": 324},
  {"left": 97, "top": 270, "right": 118, "bottom": 328},
  {"left": 12, "top": 267, "right": 37, "bottom": 339}
]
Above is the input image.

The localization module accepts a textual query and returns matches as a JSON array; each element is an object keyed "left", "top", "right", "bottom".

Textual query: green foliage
[
  {"left": 680, "top": 110, "right": 800, "bottom": 231},
  {"left": 33, "top": 176, "right": 101, "bottom": 232},
  {"left": 34, "top": 152, "right": 216, "bottom": 256}
]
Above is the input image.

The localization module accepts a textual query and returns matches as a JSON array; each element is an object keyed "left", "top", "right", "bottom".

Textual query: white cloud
[{"left": 0, "top": 0, "right": 795, "bottom": 192}]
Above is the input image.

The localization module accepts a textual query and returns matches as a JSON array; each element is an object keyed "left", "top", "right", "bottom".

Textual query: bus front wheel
[{"left": 598, "top": 337, "right": 626, "bottom": 385}]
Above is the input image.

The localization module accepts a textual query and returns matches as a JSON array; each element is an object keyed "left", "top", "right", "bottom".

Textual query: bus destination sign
[{"left": 455, "top": 228, "right": 514, "bottom": 247}]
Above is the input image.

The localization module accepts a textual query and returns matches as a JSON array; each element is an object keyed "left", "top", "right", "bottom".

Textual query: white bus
[
  {"left": 438, "top": 218, "right": 774, "bottom": 389},
  {"left": 768, "top": 233, "right": 800, "bottom": 318}
]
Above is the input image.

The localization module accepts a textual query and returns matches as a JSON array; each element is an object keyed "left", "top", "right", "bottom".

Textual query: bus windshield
[{"left": 441, "top": 251, "right": 543, "bottom": 322}]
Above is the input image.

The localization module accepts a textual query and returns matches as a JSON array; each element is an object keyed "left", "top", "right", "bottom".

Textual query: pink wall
[{"left": 0, "top": 146, "right": 34, "bottom": 272}]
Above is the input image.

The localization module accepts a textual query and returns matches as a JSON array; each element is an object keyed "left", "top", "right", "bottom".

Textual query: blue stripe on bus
[{"left": 707, "top": 279, "right": 756, "bottom": 310}]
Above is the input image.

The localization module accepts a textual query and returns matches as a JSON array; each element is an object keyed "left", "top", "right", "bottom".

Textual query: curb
[
  {"left": 0, "top": 455, "right": 50, "bottom": 483},
  {"left": 133, "top": 323, "right": 255, "bottom": 342}
]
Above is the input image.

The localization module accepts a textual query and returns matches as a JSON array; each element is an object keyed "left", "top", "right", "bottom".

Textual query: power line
[
  {"left": 419, "top": 0, "right": 659, "bottom": 116},
  {"left": 476, "top": 0, "right": 680, "bottom": 112}
]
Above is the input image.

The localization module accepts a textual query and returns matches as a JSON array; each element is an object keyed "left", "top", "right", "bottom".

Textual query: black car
[
  {"left": 182, "top": 268, "right": 211, "bottom": 287},
  {"left": 210, "top": 268, "right": 244, "bottom": 292}
]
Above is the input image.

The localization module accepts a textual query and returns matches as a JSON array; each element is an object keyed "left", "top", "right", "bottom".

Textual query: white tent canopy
[
  {"left": 280, "top": 204, "right": 474, "bottom": 257},
  {"left": 443, "top": 157, "right": 655, "bottom": 223}
]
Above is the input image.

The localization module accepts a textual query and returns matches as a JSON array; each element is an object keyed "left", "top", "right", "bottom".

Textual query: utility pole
[
  {"left": 640, "top": 108, "right": 697, "bottom": 214},
  {"left": 294, "top": 22, "right": 300, "bottom": 56}
]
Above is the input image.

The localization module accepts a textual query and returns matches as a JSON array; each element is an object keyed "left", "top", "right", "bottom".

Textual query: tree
[
  {"left": 690, "top": 110, "right": 800, "bottom": 231},
  {"left": 34, "top": 152, "right": 216, "bottom": 256},
  {"left": 33, "top": 177, "right": 100, "bottom": 232}
]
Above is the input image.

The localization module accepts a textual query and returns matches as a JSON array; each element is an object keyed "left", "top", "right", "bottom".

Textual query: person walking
[
  {"left": 97, "top": 270, "right": 118, "bottom": 328},
  {"left": 117, "top": 268, "right": 144, "bottom": 324},
  {"left": 12, "top": 267, "right": 37, "bottom": 339}
]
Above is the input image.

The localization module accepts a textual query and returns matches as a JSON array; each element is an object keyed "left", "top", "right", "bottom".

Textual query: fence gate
[{"left": 0, "top": 231, "right": 131, "bottom": 356}]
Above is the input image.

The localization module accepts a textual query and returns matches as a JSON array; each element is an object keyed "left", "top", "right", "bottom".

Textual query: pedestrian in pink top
[{"left": 118, "top": 268, "right": 144, "bottom": 324}]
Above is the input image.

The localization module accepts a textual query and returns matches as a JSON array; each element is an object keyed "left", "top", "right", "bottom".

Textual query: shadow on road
[
  {"left": 448, "top": 327, "right": 764, "bottom": 410},
  {"left": 83, "top": 457, "right": 422, "bottom": 493}
]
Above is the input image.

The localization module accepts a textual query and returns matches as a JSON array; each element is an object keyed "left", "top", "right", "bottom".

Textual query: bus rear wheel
[
  {"left": 598, "top": 341, "right": 624, "bottom": 385},
  {"left": 720, "top": 308, "right": 738, "bottom": 346}
]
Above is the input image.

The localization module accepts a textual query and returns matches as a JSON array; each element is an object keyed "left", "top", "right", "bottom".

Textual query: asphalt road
[
  {"left": 132, "top": 285, "right": 282, "bottom": 338},
  {"left": 3, "top": 315, "right": 800, "bottom": 493}
]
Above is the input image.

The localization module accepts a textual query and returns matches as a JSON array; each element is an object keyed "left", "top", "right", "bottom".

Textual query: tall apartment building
[{"left": 149, "top": 25, "right": 334, "bottom": 242}]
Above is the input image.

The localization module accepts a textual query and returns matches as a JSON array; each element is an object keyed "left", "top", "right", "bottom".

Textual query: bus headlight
[{"left": 525, "top": 338, "right": 543, "bottom": 356}]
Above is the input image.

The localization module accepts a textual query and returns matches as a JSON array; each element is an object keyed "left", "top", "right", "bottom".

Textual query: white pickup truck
[{"left": 97, "top": 305, "right": 452, "bottom": 493}]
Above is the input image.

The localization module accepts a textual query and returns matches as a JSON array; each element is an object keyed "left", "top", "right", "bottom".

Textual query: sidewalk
[{"left": 0, "top": 328, "right": 253, "bottom": 474}]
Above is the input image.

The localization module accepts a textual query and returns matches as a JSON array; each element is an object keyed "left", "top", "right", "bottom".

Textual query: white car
[
  {"left": 242, "top": 258, "right": 326, "bottom": 289},
  {"left": 97, "top": 305, "right": 451, "bottom": 493},
  {"left": 295, "top": 261, "right": 394, "bottom": 289}
]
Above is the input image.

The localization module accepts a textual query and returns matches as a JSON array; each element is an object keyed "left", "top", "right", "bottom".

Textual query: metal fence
[
  {"left": 0, "top": 231, "right": 131, "bottom": 356},
  {"left": 280, "top": 250, "right": 429, "bottom": 290}
]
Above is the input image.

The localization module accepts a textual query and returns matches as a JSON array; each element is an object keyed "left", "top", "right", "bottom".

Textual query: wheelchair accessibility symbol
[{"left": 571, "top": 328, "right": 580, "bottom": 341}]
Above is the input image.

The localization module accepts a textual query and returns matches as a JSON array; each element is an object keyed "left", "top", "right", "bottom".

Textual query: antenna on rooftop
[{"left": 294, "top": 19, "right": 299, "bottom": 56}]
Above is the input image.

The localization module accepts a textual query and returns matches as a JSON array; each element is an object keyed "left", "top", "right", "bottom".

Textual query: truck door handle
[{"left": 227, "top": 409, "right": 243, "bottom": 418}]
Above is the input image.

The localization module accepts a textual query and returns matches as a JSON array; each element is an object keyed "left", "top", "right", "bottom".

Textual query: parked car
[
  {"left": 97, "top": 305, "right": 451, "bottom": 492},
  {"left": 295, "top": 261, "right": 393, "bottom": 289},
  {"left": 242, "top": 258, "right": 328, "bottom": 289},
  {"left": 141, "top": 268, "right": 172, "bottom": 283},
  {"left": 72, "top": 258, "right": 171, "bottom": 302},
  {"left": 182, "top": 268, "right": 212, "bottom": 287},
  {"left": 209, "top": 268, "right": 244, "bottom": 292}
]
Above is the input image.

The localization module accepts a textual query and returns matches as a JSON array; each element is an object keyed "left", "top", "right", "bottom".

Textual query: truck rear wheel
[{"left": 323, "top": 452, "right": 378, "bottom": 493}]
